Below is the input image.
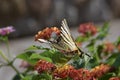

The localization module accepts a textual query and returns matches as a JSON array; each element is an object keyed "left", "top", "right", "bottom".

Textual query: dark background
[{"left": 0, "top": 0, "right": 120, "bottom": 38}]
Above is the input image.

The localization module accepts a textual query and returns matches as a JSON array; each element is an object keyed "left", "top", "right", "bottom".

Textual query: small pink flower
[
  {"left": 20, "top": 60, "right": 31, "bottom": 68},
  {"left": 0, "top": 26, "right": 15, "bottom": 36}
]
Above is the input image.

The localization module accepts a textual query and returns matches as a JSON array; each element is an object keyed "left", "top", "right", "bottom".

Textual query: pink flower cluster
[
  {"left": 78, "top": 23, "right": 97, "bottom": 36},
  {"left": 0, "top": 26, "right": 15, "bottom": 36}
]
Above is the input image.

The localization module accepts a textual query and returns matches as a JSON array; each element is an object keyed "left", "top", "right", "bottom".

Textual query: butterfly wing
[
  {"left": 50, "top": 19, "right": 83, "bottom": 57},
  {"left": 60, "top": 19, "right": 76, "bottom": 49},
  {"left": 60, "top": 19, "right": 82, "bottom": 56}
]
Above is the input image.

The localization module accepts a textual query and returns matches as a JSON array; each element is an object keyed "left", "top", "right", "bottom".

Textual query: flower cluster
[
  {"left": 90, "top": 64, "right": 111, "bottom": 78},
  {"left": 78, "top": 23, "right": 97, "bottom": 36},
  {"left": 103, "top": 42, "right": 115, "bottom": 53},
  {"left": 35, "top": 27, "right": 60, "bottom": 41},
  {"left": 53, "top": 64, "right": 111, "bottom": 80},
  {"left": 35, "top": 61, "right": 112, "bottom": 80},
  {"left": 0, "top": 26, "right": 15, "bottom": 36},
  {"left": 69, "top": 68, "right": 95, "bottom": 80},
  {"left": 33, "top": 20, "right": 119, "bottom": 80},
  {"left": 34, "top": 60, "right": 56, "bottom": 74},
  {"left": 1, "top": 19, "right": 120, "bottom": 80},
  {"left": 53, "top": 65, "right": 74, "bottom": 79}
]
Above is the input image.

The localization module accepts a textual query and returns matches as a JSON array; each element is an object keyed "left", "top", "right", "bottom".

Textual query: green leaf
[
  {"left": 112, "top": 54, "right": 120, "bottom": 68},
  {"left": 115, "top": 36, "right": 120, "bottom": 46},
  {"left": 0, "top": 36, "right": 8, "bottom": 42},
  {"left": 102, "top": 22, "right": 109, "bottom": 30},
  {"left": 30, "top": 53, "right": 52, "bottom": 62},
  {"left": 106, "top": 54, "right": 118, "bottom": 65},
  {"left": 40, "top": 49, "right": 70, "bottom": 65},
  {"left": 22, "top": 75, "right": 32, "bottom": 80},
  {"left": 75, "top": 36, "right": 88, "bottom": 42},
  {"left": 88, "top": 45, "right": 94, "bottom": 53},
  {"left": 99, "top": 73, "right": 114, "bottom": 80},
  {"left": 39, "top": 50, "right": 54, "bottom": 59},
  {"left": 88, "top": 57, "right": 99, "bottom": 68},
  {"left": 12, "top": 74, "right": 21, "bottom": 80},
  {"left": 17, "top": 51, "right": 35, "bottom": 60},
  {"left": 51, "top": 52, "right": 69, "bottom": 64},
  {"left": 95, "top": 45, "right": 104, "bottom": 61},
  {"left": 32, "top": 73, "right": 52, "bottom": 80},
  {"left": 26, "top": 45, "right": 50, "bottom": 51},
  {"left": 97, "top": 22, "right": 109, "bottom": 39},
  {"left": 72, "top": 57, "right": 86, "bottom": 69},
  {"left": 97, "top": 45, "right": 104, "bottom": 54},
  {"left": 17, "top": 51, "right": 37, "bottom": 65}
]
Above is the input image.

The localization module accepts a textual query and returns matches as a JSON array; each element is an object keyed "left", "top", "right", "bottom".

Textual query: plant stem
[
  {"left": 0, "top": 51, "right": 9, "bottom": 62},
  {"left": 10, "top": 64, "right": 24, "bottom": 78},
  {"left": 6, "top": 39, "right": 11, "bottom": 59},
  {"left": 0, "top": 51, "right": 24, "bottom": 79},
  {"left": 10, "top": 64, "right": 19, "bottom": 74}
]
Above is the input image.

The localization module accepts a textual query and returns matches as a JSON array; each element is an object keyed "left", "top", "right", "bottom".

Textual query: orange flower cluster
[
  {"left": 53, "top": 65, "right": 74, "bottom": 79},
  {"left": 35, "top": 60, "right": 112, "bottom": 80},
  {"left": 69, "top": 68, "right": 96, "bottom": 80},
  {"left": 53, "top": 65, "right": 95, "bottom": 80},
  {"left": 34, "top": 60, "right": 56, "bottom": 73},
  {"left": 35, "top": 27, "right": 60, "bottom": 41},
  {"left": 109, "top": 77, "right": 120, "bottom": 80},
  {"left": 78, "top": 23, "right": 97, "bottom": 36},
  {"left": 90, "top": 64, "right": 111, "bottom": 78},
  {"left": 103, "top": 42, "right": 115, "bottom": 53}
]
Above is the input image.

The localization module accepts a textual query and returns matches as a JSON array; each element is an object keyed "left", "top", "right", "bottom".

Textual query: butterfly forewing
[{"left": 60, "top": 19, "right": 82, "bottom": 56}]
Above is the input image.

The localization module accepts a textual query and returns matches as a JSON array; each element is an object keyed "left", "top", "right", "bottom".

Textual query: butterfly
[
  {"left": 50, "top": 19, "right": 90, "bottom": 57},
  {"left": 36, "top": 19, "right": 90, "bottom": 57}
]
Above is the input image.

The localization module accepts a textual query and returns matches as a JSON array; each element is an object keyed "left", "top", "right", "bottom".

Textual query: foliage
[{"left": 1, "top": 22, "right": 120, "bottom": 80}]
